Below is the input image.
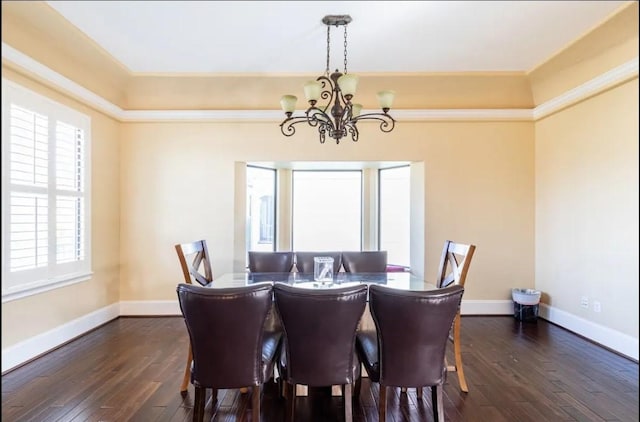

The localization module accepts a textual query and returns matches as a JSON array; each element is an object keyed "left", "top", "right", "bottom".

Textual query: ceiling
[{"left": 45, "top": 1, "right": 627, "bottom": 75}]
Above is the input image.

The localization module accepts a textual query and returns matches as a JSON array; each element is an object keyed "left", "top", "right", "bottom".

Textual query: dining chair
[
  {"left": 175, "top": 239, "right": 214, "bottom": 393},
  {"left": 176, "top": 282, "right": 281, "bottom": 422},
  {"left": 341, "top": 251, "right": 388, "bottom": 273},
  {"left": 248, "top": 251, "right": 295, "bottom": 273},
  {"left": 273, "top": 283, "right": 368, "bottom": 422},
  {"left": 355, "top": 284, "right": 465, "bottom": 422},
  {"left": 294, "top": 251, "right": 343, "bottom": 273},
  {"left": 436, "top": 240, "right": 476, "bottom": 393}
]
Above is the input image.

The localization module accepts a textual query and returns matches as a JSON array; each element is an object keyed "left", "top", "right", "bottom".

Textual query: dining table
[{"left": 207, "top": 271, "right": 437, "bottom": 291}]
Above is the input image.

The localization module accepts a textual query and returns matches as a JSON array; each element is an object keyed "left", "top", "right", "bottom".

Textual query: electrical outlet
[
  {"left": 581, "top": 296, "right": 589, "bottom": 308},
  {"left": 593, "top": 301, "right": 601, "bottom": 313}
]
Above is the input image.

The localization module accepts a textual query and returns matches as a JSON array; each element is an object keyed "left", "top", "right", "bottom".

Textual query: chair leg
[
  {"left": 354, "top": 376, "right": 362, "bottom": 403},
  {"left": 211, "top": 388, "right": 218, "bottom": 407},
  {"left": 193, "top": 385, "right": 206, "bottom": 422},
  {"left": 343, "top": 383, "right": 353, "bottom": 422},
  {"left": 431, "top": 385, "right": 444, "bottom": 422},
  {"left": 278, "top": 376, "right": 285, "bottom": 399},
  {"left": 416, "top": 387, "right": 423, "bottom": 399},
  {"left": 452, "top": 312, "right": 469, "bottom": 392},
  {"left": 285, "top": 382, "right": 295, "bottom": 422},
  {"left": 252, "top": 385, "right": 261, "bottom": 422},
  {"left": 379, "top": 385, "right": 387, "bottom": 422},
  {"left": 180, "top": 345, "right": 193, "bottom": 394}
]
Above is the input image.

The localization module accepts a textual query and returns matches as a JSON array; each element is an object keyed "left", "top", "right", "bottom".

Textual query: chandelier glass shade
[{"left": 279, "top": 15, "right": 396, "bottom": 144}]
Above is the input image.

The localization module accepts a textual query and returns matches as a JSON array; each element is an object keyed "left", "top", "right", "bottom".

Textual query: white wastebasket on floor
[{"left": 512, "top": 288, "right": 541, "bottom": 322}]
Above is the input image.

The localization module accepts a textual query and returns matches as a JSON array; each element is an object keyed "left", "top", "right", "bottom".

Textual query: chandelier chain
[
  {"left": 343, "top": 24, "right": 348, "bottom": 74},
  {"left": 325, "top": 24, "right": 331, "bottom": 76}
]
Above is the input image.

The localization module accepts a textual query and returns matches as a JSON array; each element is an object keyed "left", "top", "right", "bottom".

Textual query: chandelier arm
[
  {"left": 351, "top": 113, "right": 396, "bottom": 133},
  {"left": 279, "top": 115, "right": 314, "bottom": 137},
  {"left": 307, "top": 108, "right": 333, "bottom": 127}
]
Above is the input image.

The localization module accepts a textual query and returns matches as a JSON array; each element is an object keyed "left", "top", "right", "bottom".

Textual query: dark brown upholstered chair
[
  {"left": 294, "top": 251, "right": 343, "bottom": 273},
  {"left": 177, "top": 283, "right": 281, "bottom": 422},
  {"left": 355, "top": 284, "right": 465, "bottom": 422},
  {"left": 341, "top": 251, "right": 388, "bottom": 273},
  {"left": 436, "top": 240, "right": 476, "bottom": 393},
  {"left": 274, "top": 283, "right": 368, "bottom": 422},
  {"left": 175, "top": 240, "right": 214, "bottom": 393},
  {"left": 248, "top": 251, "right": 294, "bottom": 273}
]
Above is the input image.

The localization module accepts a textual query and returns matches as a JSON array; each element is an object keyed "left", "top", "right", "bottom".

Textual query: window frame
[
  {"left": 1, "top": 79, "right": 92, "bottom": 303},
  {"left": 246, "top": 164, "right": 277, "bottom": 259},
  {"left": 378, "top": 164, "right": 411, "bottom": 268}
]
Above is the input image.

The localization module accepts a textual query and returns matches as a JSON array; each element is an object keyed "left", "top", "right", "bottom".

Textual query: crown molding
[
  {"left": 2, "top": 43, "right": 637, "bottom": 123},
  {"left": 2, "top": 43, "right": 123, "bottom": 118},
  {"left": 533, "top": 57, "right": 639, "bottom": 120},
  {"left": 120, "top": 108, "right": 534, "bottom": 122}
]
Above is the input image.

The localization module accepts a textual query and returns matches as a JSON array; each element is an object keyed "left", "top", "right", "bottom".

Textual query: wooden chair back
[
  {"left": 175, "top": 240, "right": 213, "bottom": 286},
  {"left": 436, "top": 240, "right": 476, "bottom": 288},
  {"left": 435, "top": 239, "right": 476, "bottom": 393}
]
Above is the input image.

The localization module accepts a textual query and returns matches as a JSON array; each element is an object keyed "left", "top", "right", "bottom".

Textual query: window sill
[{"left": 2, "top": 271, "right": 93, "bottom": 303}]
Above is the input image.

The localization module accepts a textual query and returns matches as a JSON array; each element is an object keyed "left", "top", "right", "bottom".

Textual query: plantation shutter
[{"left": 2, "top": 80, "right": 91, "bottom": 300}]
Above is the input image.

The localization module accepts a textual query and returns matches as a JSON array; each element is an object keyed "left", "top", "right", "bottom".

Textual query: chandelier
[{"left": 279, "top": 15, "right": 396, "bottom": 144}]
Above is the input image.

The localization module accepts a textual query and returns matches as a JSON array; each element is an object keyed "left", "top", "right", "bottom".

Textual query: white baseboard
[
  {"left": 461, "top": 299, "right": 513, "bottom": 315},
  {"left": 1, "top": 303, "right": 120, "bottom": 373},
  {"left": 539, "top": 304, "right": 638, "bottom": 361},
  {"left": 119, "top": 300, "right": 181, "bottom": 316}
]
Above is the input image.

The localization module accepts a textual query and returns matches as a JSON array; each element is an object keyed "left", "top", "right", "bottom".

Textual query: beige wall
[
  {"left": 1, "top": 67, "right": 122, "bottom": 349},
  {"left": 119, "top": 120, "right": 535, "bottom": 302},
  {"left": 535, "top": 78, "right": 639, "bottom": 338}
]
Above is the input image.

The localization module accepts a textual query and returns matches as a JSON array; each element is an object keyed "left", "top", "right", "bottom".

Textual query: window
[
  {"left": 1, "top": 80, "right": 91, "bottom": 301},
  {"left": 246, "top": 165, "right": 276, "bottom": 255},
  {"left": 292, "top": 170, "right": 362, "bottom": 251},
  {"left": 379, "top": 166, "right": 410, "bottom": 267},
  {"left": 259, "top": 195, "right": 274, "bottom": 243}
]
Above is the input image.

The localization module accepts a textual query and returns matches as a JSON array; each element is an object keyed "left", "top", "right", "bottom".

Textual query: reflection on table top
[{"left": 209, "top": 272, "right": 437, "bottom": 291}]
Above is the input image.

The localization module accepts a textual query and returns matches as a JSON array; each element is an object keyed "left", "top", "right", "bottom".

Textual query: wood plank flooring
[{"left": 2, "top": 316, "right": 638, "bottom": 421}]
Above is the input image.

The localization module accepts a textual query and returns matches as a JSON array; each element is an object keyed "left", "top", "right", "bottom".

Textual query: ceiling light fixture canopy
[{"left": 279, "top": 15, "right": 396, "bottom": 144}]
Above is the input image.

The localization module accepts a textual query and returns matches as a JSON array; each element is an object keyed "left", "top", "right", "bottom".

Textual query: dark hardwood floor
[{"left": 2, "top": 316, "right": 638, "bottom": 422}]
